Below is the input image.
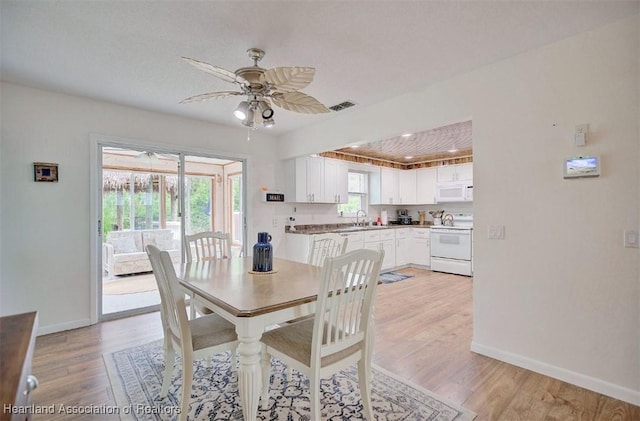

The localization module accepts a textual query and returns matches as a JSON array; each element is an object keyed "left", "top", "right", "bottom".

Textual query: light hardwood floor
[{"left": 31, "top": 268, "right": 638, "bottom": 420}]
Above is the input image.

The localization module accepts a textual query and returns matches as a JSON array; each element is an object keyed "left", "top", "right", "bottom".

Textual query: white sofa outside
[{"left": 103, "top": 229, "right": 181, "bottom": 277}]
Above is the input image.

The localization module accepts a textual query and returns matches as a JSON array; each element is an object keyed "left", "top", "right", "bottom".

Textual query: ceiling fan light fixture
[
  {"left": 257, "top": 100, "right": 274, "bottom": 119},
  {"left": 234, "top": 101, "right": 250, "bottom": 120},
  {"left": 181, "top": 48, "right": 330, "bottom": 130},
  {"left": 241, "top": 107, "right": 255, "bottom": 127}
]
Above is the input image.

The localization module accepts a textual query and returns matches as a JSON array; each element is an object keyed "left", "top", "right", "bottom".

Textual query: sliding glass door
[{"left": 98, "top": 145, "right": 245, "bottom": 319}]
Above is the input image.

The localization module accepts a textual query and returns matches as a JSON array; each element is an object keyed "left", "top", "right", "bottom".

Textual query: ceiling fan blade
[
  {"left": 271, "top": 92, "right": 330, "bottom": 114},
  {"left": 180, "top": 91, "right": 243, "bottom": 104},
  {"left": 181, "top": 57, "right": 247, "bottom": 85},
  {"left": 261, "top": 67, "right": 315, "bottom": 93},
  {"left": 136, "top": 151, "right": 179, "bottom": 161}
]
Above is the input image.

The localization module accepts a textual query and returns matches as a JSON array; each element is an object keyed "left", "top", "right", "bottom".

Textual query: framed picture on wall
[{"left": 34, "top": 162, "right": 59, "bottom": 182}]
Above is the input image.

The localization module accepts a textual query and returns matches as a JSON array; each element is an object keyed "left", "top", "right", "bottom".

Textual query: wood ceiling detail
[{"left": 331, "top": 120, "right": 472, "bottom": 169}]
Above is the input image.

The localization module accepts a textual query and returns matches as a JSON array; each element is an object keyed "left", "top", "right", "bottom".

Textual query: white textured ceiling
[{"left": 1, "top": 1, "right": 638, "bottom": 136}]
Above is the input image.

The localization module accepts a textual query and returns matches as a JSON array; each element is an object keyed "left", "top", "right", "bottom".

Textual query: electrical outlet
[
  {"left": 624, "top": 230, "right": 639, "bottom": 248},
  {"left": 488, "top": 225, "right": 505, "bottom": 240}
]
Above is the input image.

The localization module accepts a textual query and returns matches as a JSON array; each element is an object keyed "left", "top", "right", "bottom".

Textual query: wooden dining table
[{"left": 177, "top": 257, "right": 323, "bottom": 421}]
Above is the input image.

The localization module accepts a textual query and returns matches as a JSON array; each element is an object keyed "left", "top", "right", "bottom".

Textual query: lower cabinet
[
  {"left": 412, "top": 228, "right": 431, "bottom": 266},
  {"left": 364, "top": 230, "right": 396, "bottom": 271},
  {"left": 341, "top": 232, "right": 364, "bottom": 253},
  {"left": 395, "top": 228, "right": 412, "bottom": 267},
  {"left": 285, "top": 228, "right": 430, "bottom": 270},
  {"left": 285, "top": 233, "right": 310, "bottom": 263}
]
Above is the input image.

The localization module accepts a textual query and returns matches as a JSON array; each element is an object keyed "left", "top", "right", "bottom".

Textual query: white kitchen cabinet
[
  {"left": 380, "top": 168, "right": 399, "bottom": 205},
  {"left": 285, "top": 233, "right": 311, "bottom": 263},
  {"left": 370, "top": 167, "right": 399, "bottom": 205},
  {"left": 437, "top": 163, "right": 473, "bottom": 182},
  {"left": 284, "top": 156, "right": 324, "bottom": 202},
  {"left": 398, "top": 170, "right": 417, "bottom": 205},
  {"left": 412, "top": 228, "right": 430, "bottom": 266},
  {"left": 416, "top": 167, "right": 437, "bottom": 204},
  {"left": 341, "top": 231, "right": 364, "bottom": 253},
  {"left": 364, "top": 229, "right": 396, "bottom": 270},
  {"left": 395, "top": 228, "right": 412, "bottom": 267},
  {"left": 323, "top": 158, "right": 348, "bottom": 204}
]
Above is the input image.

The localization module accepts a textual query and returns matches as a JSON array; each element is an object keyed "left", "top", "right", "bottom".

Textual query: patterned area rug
[
  {"left": 104, "top": 340, "right": 475, "bottom": 421},
  {"left": 379, "top": 271, "right": 414, "bottom": 284}
]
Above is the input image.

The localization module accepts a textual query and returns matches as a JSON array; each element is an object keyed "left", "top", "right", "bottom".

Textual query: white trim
[
  {"left": 89, "top": 138, "right": 100, "bottom": 325},
  {"left": 38, "top": 318, "right": 92, "bottom": 336},
  {"left": 470, "top": 341, "right": 640, "bottom": 406}
]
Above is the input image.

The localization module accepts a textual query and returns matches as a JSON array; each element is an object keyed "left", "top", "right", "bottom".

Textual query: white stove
[{"left": 430, "top": 213, "right": 473, "bottom": 276}]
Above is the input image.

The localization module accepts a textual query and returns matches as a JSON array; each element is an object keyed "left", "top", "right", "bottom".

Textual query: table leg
[{"left": 236, "top": 325, "right": 263, "bottom": 421}]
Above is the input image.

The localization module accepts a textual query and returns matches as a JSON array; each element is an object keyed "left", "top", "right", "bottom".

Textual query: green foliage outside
[
  {"left": 187, "top": 177, "right": 212, "bottom": 234},
  {"left": 102, "top": 174, "right": 216, "bottom": 239},
  {"left": 337, "top": 195, "right": 363, "bottom": 214}
]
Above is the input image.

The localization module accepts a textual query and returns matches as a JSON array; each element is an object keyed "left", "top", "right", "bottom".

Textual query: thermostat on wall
[{"left": 563, "top": 156, "right": 600, "bottom": 179}]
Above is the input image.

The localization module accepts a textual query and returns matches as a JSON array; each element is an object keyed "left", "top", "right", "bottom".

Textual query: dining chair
[
  {"left": 260, "top": 248, "right": 384, "bottom": 420},
  {"left": 184, "top": 231, "right": 232, "bottom": 317},
  {"left": 185, "top": 231, "right": 232, "bottom": 261},
  {"left": 146, "top": 245, "right": 238, "bottom": 421},
  {"left": 282, "top": 233, "right": 350, "bottom": 340},
  {"left": 307, "top": 232, "right": 348, "bottom": 267}
]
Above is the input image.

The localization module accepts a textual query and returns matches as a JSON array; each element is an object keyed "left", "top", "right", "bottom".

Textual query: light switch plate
[
  {"left": 488, "top": 225, "right": 505, "bottom": 240},
  {"left": 624, "top": 230, "right": 639, "bottom": 248}
]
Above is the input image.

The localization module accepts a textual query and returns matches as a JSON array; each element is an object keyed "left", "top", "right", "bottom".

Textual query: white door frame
[{"left": 89, "top": 134, "right": 249, "bottom": 323}]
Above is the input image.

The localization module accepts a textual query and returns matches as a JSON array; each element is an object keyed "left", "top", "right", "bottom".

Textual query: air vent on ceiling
[{"left": 329, "top": 100, "right": 357, "bottom": 112}]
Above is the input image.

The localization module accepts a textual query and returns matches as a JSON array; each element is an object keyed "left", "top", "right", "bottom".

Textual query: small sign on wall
[{"left": 34, "top": 162, "right": 59, "bottom": 182}]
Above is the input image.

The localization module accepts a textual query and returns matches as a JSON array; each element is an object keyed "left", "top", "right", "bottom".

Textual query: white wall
[
  {"left": 278, "top": 16, "right": 640, "bottom": 404},
  {"left": 0, "top": 82, "right": 281, "bottom": 331}
]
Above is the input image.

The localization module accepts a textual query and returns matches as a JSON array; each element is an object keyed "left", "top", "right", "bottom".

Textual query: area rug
[
  {"left": 103, "top": 273, "right": 157, "bottom": 295},
  {"left": 379, "top": 271, "right": 414, "bottom": 284},
  {"left": 104, "top": 340, "right": 475, "bottom": 421}
]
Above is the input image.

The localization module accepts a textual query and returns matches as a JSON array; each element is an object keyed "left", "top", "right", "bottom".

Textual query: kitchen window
[{"left": 338, "top": 171, "right": 368, "bottom": 216}]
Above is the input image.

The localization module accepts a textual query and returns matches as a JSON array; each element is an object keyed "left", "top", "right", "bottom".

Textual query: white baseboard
[
  {"left": 470, "top": 341, "right": 640, "bottom": 406},
  {"left": 37, "top": 318, "right": 92, "bottom": 336}
]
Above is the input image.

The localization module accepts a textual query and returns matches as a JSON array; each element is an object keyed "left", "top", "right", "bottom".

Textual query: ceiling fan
[
  {"left": 180, "top": 48, "right": 330, "bottom": 128},
  {"left": 135, "top": 151, "right": 178, "bottom": 161}
]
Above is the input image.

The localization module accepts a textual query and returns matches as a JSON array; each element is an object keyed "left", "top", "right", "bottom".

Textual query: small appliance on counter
[
  {"left": 380, "top": 210, "right": 388, "bottom": 226},
  {"left": 397, "top": 209, "right": 412, "bottom": 225}
]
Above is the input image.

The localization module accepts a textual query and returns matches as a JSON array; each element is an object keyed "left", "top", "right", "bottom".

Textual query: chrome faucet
[{"left": 356, "top": 209, "right": 367, "bottom": 226}]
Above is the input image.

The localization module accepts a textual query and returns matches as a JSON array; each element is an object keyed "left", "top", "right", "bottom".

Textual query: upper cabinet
[
  {"left": 370, "top": 167, "right": 400, "bottom": 205},
  {"left": 416, "top": 167, "right": 437, "bottom": 204},
  {"left": 437, "top": 162, "right": 473, "bottom": 182},
  {"left": 284, "top": 156, "right": 348, "bottom": 203},
  {"left": 398, "top": 170, "right": 417, "bottom": 205},
  {"left": 323, "top": 158, "right": 348, "bottom": 204},
  {"left": 285, "top": 156, "right": 324, "bottom": 203}
]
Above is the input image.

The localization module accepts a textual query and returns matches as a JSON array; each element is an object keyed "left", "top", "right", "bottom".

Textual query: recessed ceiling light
[
  {"left": 448, "top": 148, "right": 458, "bottom": 153},
  {"left": 404, "top": 156, "right": 414, "bottom": 160},
  {"left": 351, "top": 145, "right": 360, "bottom": 148},
  {"left": 401, "top": 133, "right": 412, "bottom": 138}
]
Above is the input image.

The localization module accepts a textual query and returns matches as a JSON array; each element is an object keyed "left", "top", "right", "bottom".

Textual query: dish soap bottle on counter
[{"left": 252, "top": 232, "right": 273, "bottom": 272}]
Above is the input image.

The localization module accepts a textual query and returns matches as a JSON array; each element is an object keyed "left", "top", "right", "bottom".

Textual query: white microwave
[{"left": 436, "top": 182, "right": 473, "bottom": 202}]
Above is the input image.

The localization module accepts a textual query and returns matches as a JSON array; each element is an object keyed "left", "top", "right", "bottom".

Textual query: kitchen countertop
[{"left": 285, "top": 223, "right": 433, "bottom": 235}]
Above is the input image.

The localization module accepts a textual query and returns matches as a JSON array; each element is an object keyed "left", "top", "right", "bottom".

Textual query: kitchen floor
[{"left": 32, "top": 268, "right": 638, "bottom": 420}]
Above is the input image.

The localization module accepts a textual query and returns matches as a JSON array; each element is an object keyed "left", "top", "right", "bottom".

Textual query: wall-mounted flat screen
[{"left": 563, "top": 156, "right": 600, "bottom": 179}]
